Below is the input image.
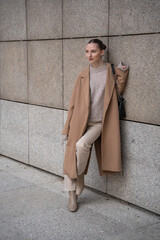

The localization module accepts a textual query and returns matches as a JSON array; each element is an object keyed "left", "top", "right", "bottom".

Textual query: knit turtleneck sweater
[{"left": 88, "top": 62, "right": 107, "bottom": 123}]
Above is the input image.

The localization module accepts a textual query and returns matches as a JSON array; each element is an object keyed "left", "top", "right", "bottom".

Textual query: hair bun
[
  {"left": 87, "top": 39, "right": 107, "bottom": 51},
  {"left": 102, "top": 44, "right": 106, "bottom": 50}
]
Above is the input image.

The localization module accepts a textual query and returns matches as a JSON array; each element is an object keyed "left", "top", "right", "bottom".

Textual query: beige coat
[{"left": 62, "top": 62, "right": 129, "bottom": 179}]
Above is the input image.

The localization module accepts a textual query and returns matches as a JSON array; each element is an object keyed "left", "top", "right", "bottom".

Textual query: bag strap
[
  {"left": 111, "top": 63, "right": 115, "bottom": 75},
  {"left": 111, "top": 63, "right": 121, "bottom": 99}
]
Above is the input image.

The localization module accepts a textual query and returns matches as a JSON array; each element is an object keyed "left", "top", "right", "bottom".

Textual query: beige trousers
[{"left": 64, "top": 122, "right": 102, "bottom": 191}]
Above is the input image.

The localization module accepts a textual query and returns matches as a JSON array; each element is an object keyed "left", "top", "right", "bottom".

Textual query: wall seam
[
  {"left": 107, "top": 0, "right": 110, "bottom": 61},
  {"left": 0, "top": 32, "right": 159, "bottom": 43},
  {"left": 62, "top": 0, "right": 64, "bottom": 129},
  {"left": 61, "top": 0, "right": 64, "bottom": 163},
  {"left": 106, "top": 0, "right": 111, "bottom": 192},
  {"left": 25, "top": 0, "right": 30, "bottom": 165}
]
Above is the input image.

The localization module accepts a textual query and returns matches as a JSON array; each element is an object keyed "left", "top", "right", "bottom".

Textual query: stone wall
[{"left": 0, "top": 0, "right": 160, "bottom": 214}]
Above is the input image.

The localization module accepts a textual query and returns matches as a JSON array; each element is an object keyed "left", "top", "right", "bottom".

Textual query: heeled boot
[
  {"left": 76, "top": 173, "right": 84, "bottom": 196},
  {"left": 68, "top": 190, "right": 78, "bottom": 212}
]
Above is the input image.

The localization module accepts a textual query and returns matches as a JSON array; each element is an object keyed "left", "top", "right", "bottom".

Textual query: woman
[{"left": 62, "top": 39, "right": 129, "bottom": 212}]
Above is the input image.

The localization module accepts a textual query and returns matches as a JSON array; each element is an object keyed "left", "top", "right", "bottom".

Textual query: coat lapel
[
  {"left": 81, "top": 65, "right": 90, "bottom": 110},
  {"left": 102, "top": 63, "right": 115, "bottom": 123}
]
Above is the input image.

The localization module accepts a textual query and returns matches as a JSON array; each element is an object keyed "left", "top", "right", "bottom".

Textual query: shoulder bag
[{"left": 111, "top": 63, "right": 126, "bottom": 119}]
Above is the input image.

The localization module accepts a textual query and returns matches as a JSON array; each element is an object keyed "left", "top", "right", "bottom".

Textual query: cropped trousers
[{"left": 64, "top": 121, "right": 102, "bottom": 191}]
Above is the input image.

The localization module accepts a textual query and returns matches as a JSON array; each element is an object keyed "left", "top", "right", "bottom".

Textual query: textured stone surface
[
  {"left": 109, "top": 34, "right": 160, "bottom": 125},
  {"left": 0, "top": 156, "right": 61, "bottom": 185},
  {"left": 0, "top": 171, "right": 34, "bottom": 193},
  {"left": 0, "top": 42, "right": 28, "bottom": 102},
  {"left": 63, "top": 0, "right": 108, "bottom": 38},
  {"left": 113, "top": 223, "right": 160, "bottom": 240},
  {"left": 29, "top": 105, "right": 63, "bottom": 176},
  {"left": 0, "top": 0, "right": 26, "bottom": 40},
  {"left": 0, "top": 157, "right": 160, "bottom": 240},
  {"left": 109, "top": 0, "right": 160, "bottom": 35},
  {"left": 63, "top": 37, "right": 108, "bottom": 109},
  {"left": 28, "top": 40, "right": 62, "bottom": 108},
  {"left": 107, "top": 121, "right": 160, "bottom": 214},
  {"left": 0, "top": 100, "right": 29, "bottom": 163},
  {"left": 27, "top": 0, "right": 62, "bottom": 39}
]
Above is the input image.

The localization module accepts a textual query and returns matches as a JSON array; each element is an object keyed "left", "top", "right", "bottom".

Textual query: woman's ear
[{"left": 100, "top": 49, "right": 105, "bottom": 56}]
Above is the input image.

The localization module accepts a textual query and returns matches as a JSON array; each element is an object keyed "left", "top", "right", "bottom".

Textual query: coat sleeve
[
  {"left": 114, "top": 65, "right": 129, "bottom": 95},
  {"left": 62, "top": 75, "right": 80, "bottom": 135}
]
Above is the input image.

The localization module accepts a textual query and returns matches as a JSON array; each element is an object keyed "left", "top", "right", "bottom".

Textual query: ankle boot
[
  {"left": 68, "top": 190, "right": 78, "bottom": 212},
  {"left": 76, "top": 173, "right": 84, "bottom": 196}
]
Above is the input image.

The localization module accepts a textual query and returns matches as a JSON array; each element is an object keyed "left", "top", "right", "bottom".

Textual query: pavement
[{"left": 0, "top": 155, "right": 160, "bottom": 240}]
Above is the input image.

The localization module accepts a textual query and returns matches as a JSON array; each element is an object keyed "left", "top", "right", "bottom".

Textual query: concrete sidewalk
[{"left": 0, "top": 155, "right": 159, "bottom": 240}]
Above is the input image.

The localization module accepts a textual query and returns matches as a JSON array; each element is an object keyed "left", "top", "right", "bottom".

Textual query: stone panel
[
  {"left": 0, "top": 0, "right": 26, "bottom": 40},
  {"left": 0, "top": 42, "right": 28, "bottom": 102},
  {"left": 28, "top": 40, "right": 62, "bottom": 108},
  {"left": 63, "top": 0, "right": 108, "bottom": 38},
  {"left": 109, "top": 34, "right": 160, "bottom": 125},
  {"left": 63, "top": 110, "right": 107, "bottom": 192},
  {"left": 107, "top": 121, "right": 160, "bottom": 214},
  {"left": 109, "top": 0, "right": 160, "bottom": 35},
  {"left": 27, "top": 0, "right": 62, "bottom": 39},
  {"left": 0, "top": 100, "right": 29, "bottom": 163},
  {"left": 63, "top": 37, "right": 108, "bottom": 109},
  {"left": 29, "top": 105, "right": 63, "bottom": 176}
]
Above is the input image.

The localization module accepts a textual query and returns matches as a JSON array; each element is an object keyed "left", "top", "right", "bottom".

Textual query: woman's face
[{"left": 86, "top": 43, "right": 104, "bottom": 64}]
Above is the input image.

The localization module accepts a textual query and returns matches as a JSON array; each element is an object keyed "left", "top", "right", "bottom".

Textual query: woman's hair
[{"left": 87, "top": 39, "right": 106, "bottom": 51}]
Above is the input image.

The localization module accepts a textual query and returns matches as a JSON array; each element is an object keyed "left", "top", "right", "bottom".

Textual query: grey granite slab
[
  {"left": 0, "top": 0, "right": 26, "bottom": 41},
  {"left": 0, "top": 42, "right": 28, "bottom": 102},
  {"left": 109, "top": 0, "right": 160, "bottom": 35},
  {"left": 109, "top": 34, "right": 160, "bottom": 125},
  {"left": 29, "top": 105, "right": 63, "bottom": 176},
  {"left": 0, "top": 100, "right": 29, "bottom": 163},
  {"left": 107, "top": 120, "right": 160, "bottom": 214},
  {"left": 27, "top": 0, "right": 62, "bottom": 39},
  {"left": 28, "top": 40, "right": 62, "bottom": 108},
  {"left": 63, "top": 0, "right": 108, "bottom": 38}
]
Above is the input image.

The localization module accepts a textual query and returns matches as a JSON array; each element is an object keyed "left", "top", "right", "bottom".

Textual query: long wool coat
[{"left": 62, "top": 62, "right": 129, "bottom": 179}]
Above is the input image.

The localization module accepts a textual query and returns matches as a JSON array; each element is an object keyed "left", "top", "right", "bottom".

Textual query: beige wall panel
[
  {"left": 63, "top": 0, "right": 108, "bottom": 38},
  {"left": 0, "top": 42, "right": 28, "bottom": 102},
  {"left": 0, "top": 100, "right": 28, "bottom": 163},
  {"left": 63, "top": 37, "right": 108, "bottom": 109},
  {"left": 0, "top": 0, "right": 26, "bottom": 40},
  {"left": 109, "top": 0, "right": 160, "bottom": 35},
  {"left": 28, "top": 40, "right": 62, "bottom": 108},
  {"left": 27, "top": 0, "right": 62, "bottom": 39},
  {"left": 107, "top": 121, "right": 160, "bottom": 214},
  {"left": 109, "top": 34, "right": 160, "bottom": 125}
]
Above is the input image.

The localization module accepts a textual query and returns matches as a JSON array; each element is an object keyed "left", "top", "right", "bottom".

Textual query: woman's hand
[
  {"left": 114, "top": 62, "right": 129, "bottom": 95},
  {"left": 117, "top": 62, "right": 129, "bottom": 72},
  {"left": 62, "top": 134, "right": 68, "bottom": 143}
]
